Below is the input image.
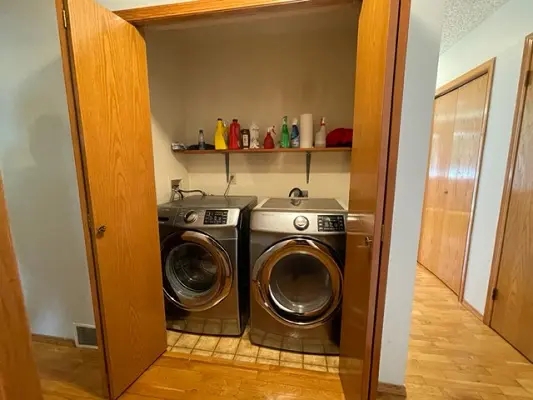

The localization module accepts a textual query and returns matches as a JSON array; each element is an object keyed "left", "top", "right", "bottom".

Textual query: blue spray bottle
[{"left": 290, "top": 118, "right": 300, "bottom": 148}]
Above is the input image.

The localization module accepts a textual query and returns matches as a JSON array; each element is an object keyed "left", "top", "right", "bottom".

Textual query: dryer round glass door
[
  {"left": 161, "top": 231, "right": 233, "bottom": 312},
  {"left": 252, "top": 238, "right": 343, "bottom": 328}
]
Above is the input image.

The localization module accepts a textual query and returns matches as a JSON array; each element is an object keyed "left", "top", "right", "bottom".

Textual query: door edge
[
  {"left": 54, "top": 0, "right": 111, "bottom": 397},
  {"left": 368, "top": 0, "right": 411, "bottom": 398},
  {"left": 484, "top": 33, "right": 533, "bottom": 325}
]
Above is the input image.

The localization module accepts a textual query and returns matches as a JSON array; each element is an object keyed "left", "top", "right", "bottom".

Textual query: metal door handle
[
  {"left": 365, "top": 236, "right": 373, "bottom": 246},
  {"left": 96, "top": 225, "right": 107, "bottom": 236},
  {"left": 444, "top": 190, "right": 449, "bottom": 194}
]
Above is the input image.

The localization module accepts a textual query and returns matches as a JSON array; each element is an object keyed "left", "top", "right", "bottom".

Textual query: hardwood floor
[
  {"left": 407, "top": 266, "right": 533, "bottom": 399},
  {"left": 35, "top": 266, "right": 533, "bottom": 399}
]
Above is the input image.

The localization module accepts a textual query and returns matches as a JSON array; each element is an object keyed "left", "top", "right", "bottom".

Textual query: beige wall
[{"left": 145, "top": 6, "right": 358, "bottom": 202}]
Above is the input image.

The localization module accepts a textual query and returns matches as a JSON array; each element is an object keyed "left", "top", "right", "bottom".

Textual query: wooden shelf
[
  {"left": 173, "top": 147, "right": 351, "bottom": 154},
  {"left": 172, "top": 147, "right": 351, "bottom": 184}
]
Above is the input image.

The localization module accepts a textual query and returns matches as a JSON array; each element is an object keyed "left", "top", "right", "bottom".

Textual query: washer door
[
  {"left": 162, "top": 231, "right": 232, "bottom": 312},
  {"left": 252, "top": 238, "right": 343, "bottom": 328}
]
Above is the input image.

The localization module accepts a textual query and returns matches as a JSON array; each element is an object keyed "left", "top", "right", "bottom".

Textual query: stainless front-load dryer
[
  {"left": 158, "top": 195, "right": 257, "bottom": 336},
  {"left": 249, "top": 198, "right": 347, "bottom": 355}
]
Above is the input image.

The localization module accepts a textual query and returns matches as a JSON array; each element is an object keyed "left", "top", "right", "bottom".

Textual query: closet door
[
  {"left": 58, "top": 0, "right": 166, "bottom": 398},
  {"left": 438, "top": 75, "right": 488, "bottom": 293},
  {"left": 418, "top": 74, "right": 489, "bottom": 294},
  {"left": 418, "top": 92, "right": 458, "bottom": 271},
  {"left": 339, "top": 0, "right": 407, "bottom": 399}
]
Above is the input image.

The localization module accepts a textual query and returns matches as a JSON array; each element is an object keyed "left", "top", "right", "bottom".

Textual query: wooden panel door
[
  {"left": 437, "top": 75, "right": 489, "bottom": 293},
  {"left": 339, "top": 0, "right": 407, "bottom": 398},
  {"left": 0, "top": 175, "right": 43, "bottom": 400},
  {"left": 59, "top": 0, "right": 166, "bottom": 397},
  {"left": 418, "top": 74, "right": 489, "bottom": 294},
  {"left": 491, "top": 52, "right": 533, "bottom": 361},
  {"left": 418, "top": 92, "right": 458, "bottom": 270}
]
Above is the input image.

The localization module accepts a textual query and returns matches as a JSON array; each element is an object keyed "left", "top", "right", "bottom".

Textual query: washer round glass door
[
  {"left": 161, "top": 231, "right": 232, "bottom": 312},
  {"left": 252, "top": 238, "right": 343, "bottom": 328}
]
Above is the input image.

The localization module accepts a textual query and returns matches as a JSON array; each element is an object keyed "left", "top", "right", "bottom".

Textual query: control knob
[
  {"left": 293, "top": 216, "right": 309, "bottom": 231},
  {"left": 184, "top": 210, "right": 198, "bottom": 224}
]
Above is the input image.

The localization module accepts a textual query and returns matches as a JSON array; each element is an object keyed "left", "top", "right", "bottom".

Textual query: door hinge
[
  {"left": 62, "top": 9, "right": 68, "bottom": 29},
  {"left": 525, "top": 70, "right": 532, "bottom": 88},
  {"left": 491, "top": 287, "right": 498, "bottom": 301},
  {"left": 380, "top": 225, "right": 385, "bottom": 242}
]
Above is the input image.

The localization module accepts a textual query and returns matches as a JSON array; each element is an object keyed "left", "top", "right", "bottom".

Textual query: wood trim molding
[
  {"left": 462, "top": 300, "right": 483, "bottom": 322},
  {"left": 378, "top": 382, "right": 407, "bottom": 397},
  {"left": 114, "top": 0, "right": 356, "bottom": 25},
  {"left": 32, "top": 334, "right": 76, "bottom": 348},
  {"left": 483, "top": 33, "right": 533, "bottom": 325},
  {"left": 436, "top": 58, "right": 495, "bottom": 99},
  {"left": 369, "top": 0, "right": 411, "bottom": 398},
  {"left": 457, "top": 58, "right": 495, "bottom": 306}
]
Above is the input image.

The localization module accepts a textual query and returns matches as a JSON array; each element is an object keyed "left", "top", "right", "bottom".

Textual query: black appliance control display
[
  {"left": 204, "top": 210, "right": 229, "bottom": 225},
  {"left": 317, "top": 215, "right": 345, "bottom": 232}
]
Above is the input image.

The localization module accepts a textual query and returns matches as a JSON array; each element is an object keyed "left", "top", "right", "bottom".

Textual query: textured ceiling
[{"left": 440, "top": 0, "right": 510, "bottom": 53}]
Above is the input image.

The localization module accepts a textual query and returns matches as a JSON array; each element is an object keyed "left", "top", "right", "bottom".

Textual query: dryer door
[
  {"left": 162, "top": 231, "right": 233, "bottom": 312},
  {"left": 252, "top": 238, "right": 343, "bottom": 328}
]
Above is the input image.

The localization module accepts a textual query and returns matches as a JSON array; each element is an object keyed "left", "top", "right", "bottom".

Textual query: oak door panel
[
  {"left": 418, "top": 74, "right": 488, "bottom": 294},
  {"left": 339, "top": 0, "right": 403, "bottom": 398},
  {"left": 0, "top": 175, "right": 43, "bottom": 400},
  {"left": 491, "top": 60, "right": 533, "bottom": 361},
  {"left": 437, "top": 75, "right": 488, "bottom": 293},
  {"left": 62, "top": 0, "right": 166, "bottom": 397},
  {"left": 418, "top": 92, "right": 458, "bottom": 271}
]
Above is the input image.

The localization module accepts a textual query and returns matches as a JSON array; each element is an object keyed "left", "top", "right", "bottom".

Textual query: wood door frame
[
  {"left": 368, "top": 0, "right": 410, "bottom": 397},
  {"left": 484, "top": 33, "right": 533, "bottom": 325},
  {"left": 54, "top": 0, "right": 110, "bottom": 397},
  {"left": 419, "top": 58, "right": 495, "bottom": 305},
  {"left": 52, "top": 1, "right": 411, "bottom": 399},
  {"left": 114, "top": 0, "right": 358, "bottom": 25}
]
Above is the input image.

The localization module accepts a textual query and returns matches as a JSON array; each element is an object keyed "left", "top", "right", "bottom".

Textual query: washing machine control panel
[
  {"left": 204, "top": 210, "right": 229, "bottom": 225},
  {"left": 317, "top": 215, "right": 345, "bottom": 232}
]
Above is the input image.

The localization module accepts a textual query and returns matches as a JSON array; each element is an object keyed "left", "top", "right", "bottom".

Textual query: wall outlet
[
  {"left": 230, "top": 174, "right": 237, "bottom": 185},
  {"left": 170, "top": 178, "right": 182, "bottom": 190}
]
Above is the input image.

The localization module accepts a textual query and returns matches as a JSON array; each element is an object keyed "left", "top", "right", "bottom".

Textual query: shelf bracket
[
  {"left": 225, "top": 153, "right": 230, "bottom": 183},
  {"left": 306, "top": 151, "right": 311, "bottom": 184}
]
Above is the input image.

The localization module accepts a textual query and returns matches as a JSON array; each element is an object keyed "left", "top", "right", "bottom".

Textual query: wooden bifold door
[
  {"left": 55, "top": 0, "right": 409, "bottom": 398},
  {"left": 418, "top": 60, "right": 494, "bottom": 297}
]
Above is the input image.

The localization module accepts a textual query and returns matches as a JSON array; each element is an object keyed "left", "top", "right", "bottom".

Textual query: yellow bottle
[{"left": 215, "top": 118, "right": 227, "bottom": 150}]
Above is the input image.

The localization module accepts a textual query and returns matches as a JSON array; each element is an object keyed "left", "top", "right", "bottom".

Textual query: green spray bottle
[{"left": 281, "top": 116, "right": 290, "bottom": 148}]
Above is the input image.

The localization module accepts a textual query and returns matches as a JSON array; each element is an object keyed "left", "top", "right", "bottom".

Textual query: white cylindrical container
[{"left": 300, "top": 113, "right": 313, "bottom": 148}]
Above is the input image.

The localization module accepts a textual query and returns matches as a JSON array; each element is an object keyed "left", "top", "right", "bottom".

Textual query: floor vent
[{"left": 74, "top": 324, "right": 98, "bottom": 349}]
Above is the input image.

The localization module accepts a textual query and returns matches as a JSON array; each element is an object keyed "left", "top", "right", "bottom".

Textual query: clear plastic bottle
[
  {"left": 314, "top": 117, "right": 326, "bottom": 148},
  {"left": 198, "top": 129, "right": 205, "bottom": 150}
]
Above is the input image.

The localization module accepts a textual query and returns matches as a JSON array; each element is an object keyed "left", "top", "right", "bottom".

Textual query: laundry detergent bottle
[{"left": 214, "top": 118, "right": 227, "bottom": 150}]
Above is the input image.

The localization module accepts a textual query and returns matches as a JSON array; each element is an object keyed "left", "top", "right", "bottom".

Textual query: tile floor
[{"left": 166, "top": 326, "right": 340, "bottom": 373}]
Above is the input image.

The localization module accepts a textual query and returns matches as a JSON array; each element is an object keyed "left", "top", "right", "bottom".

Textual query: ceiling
[{"left": 440, "top": 0, "right": 510, "bottom": 53}]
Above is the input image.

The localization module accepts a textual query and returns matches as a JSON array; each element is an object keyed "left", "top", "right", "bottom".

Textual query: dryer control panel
[
  {"left": 317, "top": 215, "right": 345, "bottom": 232},
  {"left": 204, "top": 210, "right": 229, "bottom": 225}
]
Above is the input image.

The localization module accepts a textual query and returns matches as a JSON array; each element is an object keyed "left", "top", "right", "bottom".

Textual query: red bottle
[
  {"left": 229, "top": 119, "right": 241, "bottom": 149},
  {"left": 263, "top": 127, "right": 275, "bottom": 149}
]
